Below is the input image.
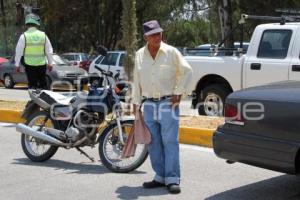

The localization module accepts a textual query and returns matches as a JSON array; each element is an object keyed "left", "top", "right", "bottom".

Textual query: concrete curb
[
  {"left": 0, "top": 109, "right": 214, "bottom": 147},
  {"left": 179, "top": 126, "right": 213, "bottom": 147},
  {"left": 0, "top": 110, "right": 25, "bottom": 123}
]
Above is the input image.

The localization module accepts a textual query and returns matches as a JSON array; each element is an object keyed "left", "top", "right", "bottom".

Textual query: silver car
[{"left": 0, "top": 54, "right": 88, "bottom": 90}]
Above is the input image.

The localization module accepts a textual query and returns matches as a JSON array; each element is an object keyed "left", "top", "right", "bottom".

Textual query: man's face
[{"left": 145, "top": 32, "right": 162, "bottom": 48}]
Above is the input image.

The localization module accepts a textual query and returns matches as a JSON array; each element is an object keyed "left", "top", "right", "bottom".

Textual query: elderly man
[{"left": 132, "top": 20, "right": 193, "bottom": 194}]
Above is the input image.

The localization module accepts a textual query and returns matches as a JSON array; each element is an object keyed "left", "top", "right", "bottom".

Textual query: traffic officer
[{"left": 15, "top": 13, "right": 54, "bottom": 89}]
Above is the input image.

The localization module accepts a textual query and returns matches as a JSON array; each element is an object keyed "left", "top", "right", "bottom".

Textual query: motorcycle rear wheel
[
  {"left": 98, "top": 120, "right": 148, "bottom": 173},
  {"left": 21, "top": 111, "right": 59, "bottom": 162}
]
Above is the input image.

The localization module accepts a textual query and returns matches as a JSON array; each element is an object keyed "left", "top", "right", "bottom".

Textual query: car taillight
[{"left": 225, "top": 104, "right": 244, "bottom": 125}]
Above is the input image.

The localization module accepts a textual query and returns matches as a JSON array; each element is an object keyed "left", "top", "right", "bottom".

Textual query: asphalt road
[
  {"left": 1, "top": 123, "right": 300, "bottom": 200},
  {"left": 0, "top": 86, "right": 199, "bottom": 115}
]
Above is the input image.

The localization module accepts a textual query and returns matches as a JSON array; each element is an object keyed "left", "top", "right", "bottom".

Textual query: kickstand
[{"left": 76, "top": 147, "right": 95, "bottom": 162}]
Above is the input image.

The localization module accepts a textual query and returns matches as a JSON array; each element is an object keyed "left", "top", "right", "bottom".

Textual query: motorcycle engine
[
  {"left": 65, "top": 110, "right": 97, "bottom": 142},
  {"left": 65, "top": 126, "right": 81, "bottom": 142}
]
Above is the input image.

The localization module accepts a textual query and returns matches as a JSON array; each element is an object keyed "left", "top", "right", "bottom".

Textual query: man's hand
[
  {"left": 171, "top": 95, "right": 181, "bottom": 109},
  {"left": 15, "top": 66, "right": 21, "bottom": 73},
  {"left": 47, "top": 64, "right": 53, "bottom": 72}
]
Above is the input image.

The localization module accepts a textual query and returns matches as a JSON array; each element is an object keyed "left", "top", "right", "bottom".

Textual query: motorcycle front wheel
[
  {"left": 98, "top": 120, "right": 148, "bottom": 173},
  {"left": 21, "top": 111, "right": 59, "bottom": 162}
]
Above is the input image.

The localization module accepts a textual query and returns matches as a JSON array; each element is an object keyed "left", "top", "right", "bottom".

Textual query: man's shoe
[
  {"left": 143, "top": 180, "right": 165, "bottom": 188},
  {"left": 167, "top": 184, "right": 181, "bottom": 194}
]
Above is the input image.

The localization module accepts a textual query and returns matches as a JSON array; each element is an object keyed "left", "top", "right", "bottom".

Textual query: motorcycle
[{"left": 16, "top": 66, "right": 148, "bottom": 173}]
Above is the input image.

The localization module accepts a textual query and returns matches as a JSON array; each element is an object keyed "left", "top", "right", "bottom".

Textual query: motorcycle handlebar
[{"left": 95, "top": 65, "right": 121, "bottom": 81}]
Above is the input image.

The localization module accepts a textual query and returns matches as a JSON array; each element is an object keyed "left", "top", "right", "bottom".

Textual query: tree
[
  {"left": 121, "top": 0, "right": 137, "bottom": 81},
  {"left": 217, "top": 0, "right": 233, "bottom": 49},
  {"left": 0, "top": 0, "right": 8, "bottom": 55}
]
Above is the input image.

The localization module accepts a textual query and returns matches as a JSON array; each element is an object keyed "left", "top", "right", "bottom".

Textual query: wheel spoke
[
  {"left": 101, "top": 123, "right": 147, "bottom": 169},
  {"left": 24, "top": 115, "right": 53, "bottom": 156},
  {"left": 205, "top": 93, "right": 224, "bottom": 116}
]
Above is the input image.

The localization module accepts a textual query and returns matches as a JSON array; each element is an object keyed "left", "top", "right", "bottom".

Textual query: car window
[
  {"left": 81, "top": 54, "right": 89, "bottom": 61},
  {"left": 62, "top": 55, "right": 75, "bottom": 61},
  {"left": 10, "top": 56, "right": 15, "bottom": 63},
  {"left": 119, "top": 54, "right": 125, "bottom": 67},
  {"left": 257, "top": 29, "right": 292, "bottom": 59},
  {"left": 53, "top": 55, "right": 68, "bottom": 65},
  {"left": 95, "top": 55, "right": 104, "bottom": 64},
  {"left": 101, "top": 53, "right": 119, "bottom": 66},
  {"left": 74, "top": 55, "right": 80, "bottom": 61}
]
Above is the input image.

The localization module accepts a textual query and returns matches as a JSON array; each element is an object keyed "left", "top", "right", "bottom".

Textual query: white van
[{"left": 88, "top": 51, "right": 127, "bottom": 80}]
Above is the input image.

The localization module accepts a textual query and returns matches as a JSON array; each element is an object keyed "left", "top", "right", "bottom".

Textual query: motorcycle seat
[{"left": 39, "top": 90, "right": 74, "bottom": 106}]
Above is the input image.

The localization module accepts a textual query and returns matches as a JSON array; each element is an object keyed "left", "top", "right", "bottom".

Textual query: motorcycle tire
[
  {"left": 98, "top": 120, "right": 148, "bottom": 173},
  {"left": 21, "top": 111, "right": 59, "bottom": 162}
]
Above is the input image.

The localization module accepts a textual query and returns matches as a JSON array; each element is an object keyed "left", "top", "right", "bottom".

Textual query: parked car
[
  {"left": 0, "top": 57, "right": 8, "bottom": 64},
  {"left": 89, "top": 51, "right": 127, "bottom": 80},
  {"left": 185, "top": 15, "right": 300, "bottom": 117},
  {"left": 213, "top": 81, "right": 300, "bottom": 174},
  {"left": 61, "top": 53, "right": 90, "bottom": 71},
  {"left": 0, "top": 54, "right": 88, "bottom": 89}
]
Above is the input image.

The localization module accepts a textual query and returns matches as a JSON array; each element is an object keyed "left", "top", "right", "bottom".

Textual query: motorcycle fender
[
  {"left": 97, "top": 119, "right": 134, "bottom": 143},
  {"left": 21, "top": 101, "right": 40, "bottom": 119}
]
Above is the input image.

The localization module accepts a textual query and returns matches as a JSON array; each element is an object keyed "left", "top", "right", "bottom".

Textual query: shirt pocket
[{"left": 158, "top": 65, "right": 176, "bottom": 80}]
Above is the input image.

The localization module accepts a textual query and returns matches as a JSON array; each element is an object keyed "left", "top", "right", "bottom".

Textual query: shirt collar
[
  {"left": 27, "top": 27, "right": 37, "bottom": 31},
  {"left": 145, "top": 41, "right": 167, "bottom": 55}
]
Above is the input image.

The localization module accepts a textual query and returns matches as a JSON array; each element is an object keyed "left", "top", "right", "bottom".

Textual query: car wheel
[
  {"left": 198, "top": 84, "right": 231, "bottom": 117},
  {"left": 4, "top": 74, "right": 15, "bottom": 89}
]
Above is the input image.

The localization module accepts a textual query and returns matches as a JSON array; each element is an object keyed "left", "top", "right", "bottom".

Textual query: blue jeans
[{"left": 143, "top": 99, "right": 180, "bottom": 185}]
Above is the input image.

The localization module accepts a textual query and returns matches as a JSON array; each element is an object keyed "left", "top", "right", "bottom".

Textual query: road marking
[
  {"left": 0, "top": 122, "right": 16, "bottom": 127},
  {"left": 180, "top": 144, "right": 213, "bottom": 152}
]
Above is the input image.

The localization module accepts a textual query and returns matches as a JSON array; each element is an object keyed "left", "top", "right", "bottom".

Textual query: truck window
[
  {"left": 257, "top": 29, "right": 292, "bottom": 59},
  {"left": 101, "top": 53, "right": 119, "bottom": 66},
  {"left": 118, "top": 54, "right": 125, "bottom": 67}
]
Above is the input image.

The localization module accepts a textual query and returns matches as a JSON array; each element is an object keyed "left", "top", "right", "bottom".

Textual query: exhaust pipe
[{"left": 16, "top": 123, "right": 66, "bottom": 146}]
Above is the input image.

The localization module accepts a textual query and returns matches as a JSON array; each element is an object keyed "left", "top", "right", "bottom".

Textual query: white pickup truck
[{"left": 186, "top": 20, "right": 300, "bottom": 116}]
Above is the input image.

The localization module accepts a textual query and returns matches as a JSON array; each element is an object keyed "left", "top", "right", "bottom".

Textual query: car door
[
  {"left": 99, "top": 52, "right": 119, "bottom": 75},
  {"left": 288, "top": 26, "right": 300, "bottom": 81},
  {"left": 89, "top": 55, "right": 104, "bottom": 74},
  {"left": 117, "top": 53, "right": 127, "bottom": 79},
  {"left": 11, "top": 57, "right": 27, "bottom": 83},
  {"left": 243, "top": 28, "right": 294, "bottom": 88}
]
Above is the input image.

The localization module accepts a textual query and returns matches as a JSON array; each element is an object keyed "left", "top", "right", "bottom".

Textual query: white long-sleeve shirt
[
  {"left": 15, "top": 27, "right": 54, "bottom": 66},
  {"left": 132, "top": 42, "right": 193, "bottom": 105}
]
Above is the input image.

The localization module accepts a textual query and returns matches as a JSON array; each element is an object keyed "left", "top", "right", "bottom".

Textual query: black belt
[{"left": 143, "top": 95, "right": 172, "bottom": 102}]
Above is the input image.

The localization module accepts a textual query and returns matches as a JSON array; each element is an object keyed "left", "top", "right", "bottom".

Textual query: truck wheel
[{"left": 198, "top": 84, "right": 231, "bottom": 117}]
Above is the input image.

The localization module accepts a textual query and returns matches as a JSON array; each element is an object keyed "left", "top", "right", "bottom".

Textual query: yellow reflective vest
[{"left": 24, "top": 28, "right": 46, "bottom": 66}]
